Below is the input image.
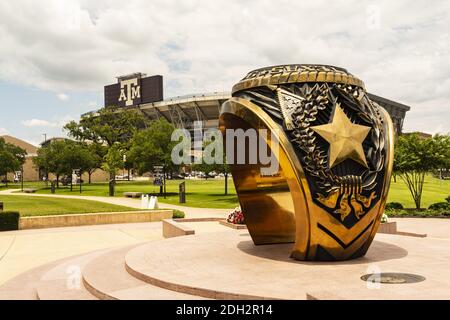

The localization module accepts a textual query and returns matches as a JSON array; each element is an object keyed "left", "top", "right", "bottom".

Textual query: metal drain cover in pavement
[{"left": 361, "top": 273, "right": 426, "bottom": 284}]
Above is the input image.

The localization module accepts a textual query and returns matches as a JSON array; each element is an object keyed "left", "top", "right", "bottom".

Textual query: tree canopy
[
  {"left": 191, "top": 138, "right": 230, "bottom": 194},
  {"left": 394, "top": 133, "right": 450, "bottom": 209},
  {"left": 64, "top": 106, "right": 150, "bottom": 182},
  {"left": 0, "top": 137, "right": 27, "bottom": 183},
  {"left": 101, "top": 143, "right": 124, "bottom": 178},
  {"left": 128, "top": 118, "right": 178, "bottom": 175},
  {"left": 33, "top": 139, "right": 97, "bottom": 185},
  {"left": 64, "top": 106, "right": 149, "bottom": 148}
]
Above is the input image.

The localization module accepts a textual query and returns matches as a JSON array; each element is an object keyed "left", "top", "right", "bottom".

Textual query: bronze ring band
[
  {"left": 220, "top": 64, "right": 394, "bottom": 261},
  {"left": 231, "top": 64, "right": 365, "bottom": 95}
]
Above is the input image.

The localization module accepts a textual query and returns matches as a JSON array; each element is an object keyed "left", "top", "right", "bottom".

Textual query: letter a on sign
[{"left": 118, "top": 78, "right": 140, "bottom": 106}]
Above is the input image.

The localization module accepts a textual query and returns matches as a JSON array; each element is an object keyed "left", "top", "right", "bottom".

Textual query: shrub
[
  {"left": 428, "top": 202, "right": 450, "bottom": 211},
  {"left": 0, "top": 212, "right": 20, "bottom": 231},
  {"left": 385, "top": 209, "right": 449, "bottom": 218},
  {"left": 385, "top": 202, "right": 404, "bottom": 211},
  {"left": 172, "top": 209, "right": 185, "bottom": 219},
  {"left": 445, "top": 196, "right": 450, "bottom": 203}
]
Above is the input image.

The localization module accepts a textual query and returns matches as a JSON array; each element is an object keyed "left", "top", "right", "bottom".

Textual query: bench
[
  {"left": 123, "top": 192, "right": 143, "bottom": 198},
  {"left": 23, "top": 188, "right": 37, "bottom": 193}
]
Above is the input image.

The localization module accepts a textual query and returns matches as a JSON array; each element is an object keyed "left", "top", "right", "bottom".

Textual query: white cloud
[
  {"left": 21, "top": 115, "right": 75, "bottom": 128},
  {"left": 0, "top": 0, "right": 449, "bottom": 133},
  {"left": 57, "top": 93, "right": 69, "bottom": 101},
  {"left": 0, "top": 127, "right": 10, "bottom": 135},
  {"left": 21, "top": 119, "right": 53, "bottom": 127}
]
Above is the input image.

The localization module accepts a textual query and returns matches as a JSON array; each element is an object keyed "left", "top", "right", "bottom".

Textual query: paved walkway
[
  {"left": 0, "top": 189, "right": 231, "bottom": 284},
  {"left": 390, "top": 217, "right": 450, "bottom": 240},
  {"left": 0, "top": 189, "right": 230, "bottom": 219},
  {"left": 1, "top": 188, "right": 449, "bottom": 291},
  {"left": 0, "top": 220, "right": 230, "bottom": 286},
  {"left": 127, "top": 228, "right": 450, "bottom": 299}
]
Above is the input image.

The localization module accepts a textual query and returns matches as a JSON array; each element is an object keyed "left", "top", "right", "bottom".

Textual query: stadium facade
[{"left": 87, "top": 72, "right": 410, "bottom": 135}]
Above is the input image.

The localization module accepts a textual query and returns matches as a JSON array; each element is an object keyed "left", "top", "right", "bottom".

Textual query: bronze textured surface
[{"left": 220, "top": 64, "right": 394, "bottom": 261}]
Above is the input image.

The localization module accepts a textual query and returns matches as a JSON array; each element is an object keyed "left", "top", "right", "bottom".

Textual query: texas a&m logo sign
[
  {"left": 118, "top": 77, "right": 141, "bottom": 106},
  {"left": 104, "top": 73, "right": 163, "bottom": 108}
]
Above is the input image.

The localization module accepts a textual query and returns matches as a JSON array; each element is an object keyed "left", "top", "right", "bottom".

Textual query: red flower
[{"left": 227, "top": 207, "right": 245, "bottom": 224}]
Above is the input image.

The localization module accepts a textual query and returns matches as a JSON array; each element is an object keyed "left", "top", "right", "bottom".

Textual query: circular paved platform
[{"left": 125, "top": 229, "right": 450, "bottom": 300}]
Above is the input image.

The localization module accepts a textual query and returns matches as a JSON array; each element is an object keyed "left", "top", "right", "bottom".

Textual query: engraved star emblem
[{"left": 311, "top": 104, "right": 371, "bottom": 168}]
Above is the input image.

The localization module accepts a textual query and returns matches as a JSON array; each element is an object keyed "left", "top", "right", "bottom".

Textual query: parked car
[
  {"left": 115, "top": 174, "right": 131, "bottom": 180},
  {"left": 60, "top": 175, "right": 71, "bottom": 186},
  {"left": 168, "top": 174, "right": 185, "bottom": 180}
]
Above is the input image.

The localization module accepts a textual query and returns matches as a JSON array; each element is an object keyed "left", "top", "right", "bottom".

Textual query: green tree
[
  {"left": 0, "top": 137, "right": 27, "bottom": 186},
  {"left": 191, "top": 139, "right": 231, "bottom": 195},
  {"left": 128, "top": 119, "right": 178, "bottom": 196},
  {"left": 64, "top": 106, "right": 149, "bottom": 149},
  {"left": 64, "top": 106, "right": 149, "bottom": 182},
  {"left": 33, "top": 140, "right": 97, "bottom": 188},
  {"left": 394, "top": 133, "right": 450, "bottom": 209},
  {"left": 128, "top": 118, "right": 178, "bottom": 175},
  {"left": 65, "top": 142, "right": 98, "bottom": 180},
  {"left": 33, "top": 140, "right": 64, "bottom": 186},
  {"left": 85, "top": 143, "right": 104, "bottom": 184},
  {"left": 101, "top": 144, "right": 124, "bottom": 178}
]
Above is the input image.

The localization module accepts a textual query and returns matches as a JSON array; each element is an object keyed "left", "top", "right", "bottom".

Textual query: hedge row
[{"left": 0, "top": 212, "right": 20, "bottom": 231}]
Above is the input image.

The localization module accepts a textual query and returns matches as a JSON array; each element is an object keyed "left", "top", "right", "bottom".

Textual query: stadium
[{"left": 87, "top": 72, "right": 411, "bottom": 135}]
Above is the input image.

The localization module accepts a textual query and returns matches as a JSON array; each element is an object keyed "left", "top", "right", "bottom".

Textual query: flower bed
[{"left": 226, "top": 206, "right": 245, "bottom": 225}]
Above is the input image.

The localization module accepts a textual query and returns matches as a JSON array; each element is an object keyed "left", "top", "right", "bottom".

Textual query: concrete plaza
[
  {"left": 0, "top": 217, "right": 449, "bottom": 299},
  {"left": 1, "top": 188, "right": 449, "bottom": 299}
]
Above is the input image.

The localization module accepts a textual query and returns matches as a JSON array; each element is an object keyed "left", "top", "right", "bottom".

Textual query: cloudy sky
[{"left": 0, "top": 0, "right": 448, "bottom": 145}]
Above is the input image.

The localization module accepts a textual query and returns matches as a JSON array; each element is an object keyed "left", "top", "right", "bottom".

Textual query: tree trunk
[
  {"left": 109, "top": 172, "right": 115, "bottom": 197},
  {"left": 56, "top": 174, "right": 59, "bottom": 188},
  {"left": 88, "top": 171, "right": 92, "bottom": 184},
  {"left": 414, "top": 191, "right": 422, "bottom": 209},
  {"left": 224, "top": 172, "right": 228, "bottom": 195}
]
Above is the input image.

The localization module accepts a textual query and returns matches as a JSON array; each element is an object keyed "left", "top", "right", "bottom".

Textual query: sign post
[
  {"left": 20, "top": 168, "right": 23, "bottom": 192},
  {"left": 153, "top": 166, "right": 165, "bottom": 199},
  {"left": 72, "top": 169, "right": 81, "bottom": 193},
  {"left": 179, "top": 182, "right": 186, "bottom": 203}
]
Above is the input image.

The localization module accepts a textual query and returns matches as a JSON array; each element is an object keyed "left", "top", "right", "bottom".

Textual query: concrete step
[
  {"left": 82, "top": 246, "right": 206, "bottom": 300},
  {"left": 36, "top": 250, "right": 108, "bottom": 300},
  {"left": 0, "top": 252, "right": 98, "bottom": 300},
  {"left": 0, "top": 259, "right": 65, "bottom": 300}
]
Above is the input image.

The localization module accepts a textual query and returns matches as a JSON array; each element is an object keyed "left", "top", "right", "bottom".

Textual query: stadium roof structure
[
  {"left": 136, "top": 91, "right": 410, "bottom": 134},
  {"left": 139, "top": 91, "right": 230, "bottom": 132}
]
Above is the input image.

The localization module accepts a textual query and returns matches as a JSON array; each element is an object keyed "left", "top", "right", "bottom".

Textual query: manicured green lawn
[
  {"left": 0, "top": 195, "right": 138, "bottom": 217},
  {"left": 387, "top": 175, "right": 450, "bottom": 208},
  {"left": 0, "top": 181, "right": 47, "bottom": 191},
  {"left": 32, "top": 179, "right": 238, "bottom": 209},
  {"left": 3, "top": 175, "right": 449, "bottom": 209}
]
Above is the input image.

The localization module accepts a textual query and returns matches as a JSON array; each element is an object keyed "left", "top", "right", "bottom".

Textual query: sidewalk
[
  {"left": 0, "top": 189, "right": 230, "bottom": 219},
  {"left": 0, "top": 221, "right": 163, "bottom": 285}
]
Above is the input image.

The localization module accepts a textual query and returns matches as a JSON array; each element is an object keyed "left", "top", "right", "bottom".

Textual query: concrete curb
[{"left": 19, "top": 210, "right": 173, "bottom": 230}]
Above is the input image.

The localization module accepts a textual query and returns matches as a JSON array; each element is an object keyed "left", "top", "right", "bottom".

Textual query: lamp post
[{"left": 122, "top": 154, "right": 126, "bottom": 180}]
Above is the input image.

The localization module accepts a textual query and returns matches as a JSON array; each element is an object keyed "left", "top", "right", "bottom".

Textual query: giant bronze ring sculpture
[{"left": 219, "top": 64, "right": 394, "bottom": 261}]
